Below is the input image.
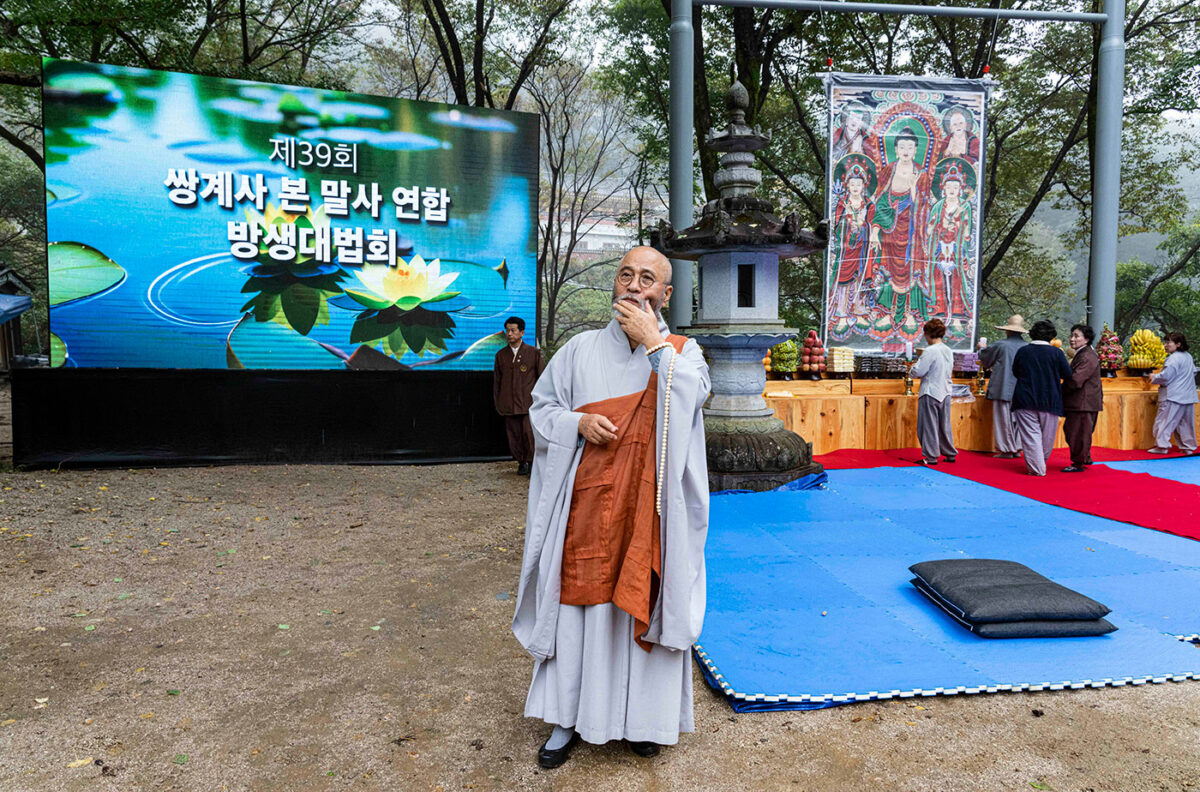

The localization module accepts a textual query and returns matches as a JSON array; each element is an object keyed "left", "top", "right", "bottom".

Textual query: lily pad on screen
[
  {"left": 48, "top": 242, "right": 126, "bottom": 306},
  {"left": 225, "top": 314, "right": 346, "bottom": 369},
  {"left": 50, "top": 333, "right": 69, "bottom": 367}
]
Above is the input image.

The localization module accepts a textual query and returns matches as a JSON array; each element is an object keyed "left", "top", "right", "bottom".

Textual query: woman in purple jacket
[{"left": 1011, "top": 320, "right": 1073, "bottom": 476}]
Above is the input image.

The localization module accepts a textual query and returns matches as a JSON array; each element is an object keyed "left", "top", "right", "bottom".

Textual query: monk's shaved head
[{"left": 621, "top": 246, "right": 672, "bottom": 284}]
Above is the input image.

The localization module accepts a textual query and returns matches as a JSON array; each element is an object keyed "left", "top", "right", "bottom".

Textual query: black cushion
[
  {"left": 911, "top": 578, "right": 1117, "bottom": 638},
  {"left": 909, "top": 559, "right": 1112, "bottom": 623}
]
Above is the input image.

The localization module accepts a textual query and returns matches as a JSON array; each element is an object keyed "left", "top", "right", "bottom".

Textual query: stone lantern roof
[{"left": 652, "top": 77, "right": 826, "bottom": 261}]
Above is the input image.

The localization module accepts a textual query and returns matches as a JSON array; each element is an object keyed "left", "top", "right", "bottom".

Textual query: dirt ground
[{"left": 2, "top": 382, "right": 1200, "bottom": 792}]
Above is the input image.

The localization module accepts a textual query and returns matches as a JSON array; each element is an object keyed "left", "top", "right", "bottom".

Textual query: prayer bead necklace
[{"left": 656, "top": 347, "right": 677, "bottom": 517}]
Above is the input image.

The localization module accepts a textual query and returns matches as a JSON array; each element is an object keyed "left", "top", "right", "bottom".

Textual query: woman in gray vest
[
  {"left": 978, "top": 315, "right": 1028, "bottom": 458},
  {"left": 910, "top": 318, "right": 956, "bottom": 465},
  {"left": 1147, "top": 332, "right": 1198, "bottom": 454}
]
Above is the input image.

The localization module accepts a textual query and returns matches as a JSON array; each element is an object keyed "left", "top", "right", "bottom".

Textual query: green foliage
[
  {"left": 0, "top": 146, "right": 45, "bottom": 352},
  {"left": 1115, "top": 214, "right": 1200, "bottom": 341},
  {"left": 600, "top": 0, "right": 1200, "bottom": 331}
]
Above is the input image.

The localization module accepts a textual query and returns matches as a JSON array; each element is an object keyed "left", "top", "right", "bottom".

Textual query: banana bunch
[{"left": 1127, "top": 328, "right": 1167, "bottom": 369}]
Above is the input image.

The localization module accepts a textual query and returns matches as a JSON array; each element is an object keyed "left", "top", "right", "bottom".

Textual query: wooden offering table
[{"left": 764, "top": 372, "right": 1199, "bottom": 455}]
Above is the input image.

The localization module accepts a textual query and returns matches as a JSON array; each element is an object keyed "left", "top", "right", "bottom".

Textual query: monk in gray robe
[{"left": 513, "top": 246, "right": 710, "bottom": 768}]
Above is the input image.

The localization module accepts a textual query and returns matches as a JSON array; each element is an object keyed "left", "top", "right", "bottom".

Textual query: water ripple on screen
[{"left": 146, "top": 253, "right": 249, "bottom": 328}]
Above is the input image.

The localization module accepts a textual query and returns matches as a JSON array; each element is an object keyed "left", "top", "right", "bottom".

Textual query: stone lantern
[{"left": 653, "top": 77, "right": 826, "bottom": 492}]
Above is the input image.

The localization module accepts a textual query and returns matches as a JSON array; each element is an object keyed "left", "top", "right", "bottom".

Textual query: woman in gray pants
[{"left": 911, "top": 318, "right": 956, "bottom": 465}]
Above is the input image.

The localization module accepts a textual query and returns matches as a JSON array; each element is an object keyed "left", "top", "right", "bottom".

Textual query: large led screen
[{"left": 43, "top": 59, "right": 538, "bottom": 370}]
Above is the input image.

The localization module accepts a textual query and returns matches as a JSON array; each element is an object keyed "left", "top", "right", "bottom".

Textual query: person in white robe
[
  {"left": 512, "top": 246, "right": 710, "bottom": 768},
  {"left": 1147, "top": 332, "right": 1198, "bottom": 454}
]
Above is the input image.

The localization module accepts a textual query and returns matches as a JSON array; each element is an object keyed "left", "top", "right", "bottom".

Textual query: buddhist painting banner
[{"left": 822, "top": 74, "right": 989, "bottom": 352}]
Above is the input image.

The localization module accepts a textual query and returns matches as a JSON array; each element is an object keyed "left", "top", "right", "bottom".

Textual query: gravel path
[{"left": 1, "top": 381, "right": 1198, "bottom": 791}]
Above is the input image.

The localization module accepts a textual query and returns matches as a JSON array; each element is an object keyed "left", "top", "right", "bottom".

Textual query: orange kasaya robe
[{"left": 559, "top": 335, "right": 688, "bottom": 652}]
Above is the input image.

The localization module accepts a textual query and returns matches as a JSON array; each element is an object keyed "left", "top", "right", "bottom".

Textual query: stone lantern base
[{"left": 690, "top": 327, "right": 824, "bottom": 493}]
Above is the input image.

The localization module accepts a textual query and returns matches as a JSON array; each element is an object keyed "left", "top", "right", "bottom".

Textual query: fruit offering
[
  {"left": 770, "top": 339, "right": 798, "bottom": 374},
  {"left": 828, "top": 346, "right": 855, "bottom": 373},
  {"left": 1127, "top": 328, "right": 1167, "bottom": 369},
  {"left": 1050, "top": 338, "right": 1063, "bottom": 348},
  {"left": 1097, "top": 325, "right": 1123, "bottom": 371},
  {"left": 801, "top": 330, "right": 827, "bottom": 375}
]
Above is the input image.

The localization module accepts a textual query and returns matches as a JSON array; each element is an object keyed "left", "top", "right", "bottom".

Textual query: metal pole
[
  {"left": 700, "top": 0, "right": 1107, "bottom": 24},
  {"left": 1088, "top": 0, "right": 1124, "bottom": 331},
  {"left": 668, "top": 0, "right": 694, "bottom": 331}
]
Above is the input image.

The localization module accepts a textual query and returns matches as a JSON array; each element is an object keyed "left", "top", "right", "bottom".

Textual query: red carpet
[
  {"left": 832, "top": 447, "right": 1200, "bottom": 542},
  {"left": 812, "top": 448, "right": 909, "bottom": 470},
  {"left": 812, "top": 445, "right": 1182, "bottom": 471}
]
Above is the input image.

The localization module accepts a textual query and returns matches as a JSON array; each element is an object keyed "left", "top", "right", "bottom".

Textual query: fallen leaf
[
  {"left": 34, "top": 697, "right": 48, "bottom": 704},
  {"left": 140, "top": 712, "right": 154, "bottom": 719},
  {"left": 166, "top": 690, "right": 180, "bottom": 696},
  {"left": 84, "top": 625, "right": 96, "bottom": 631},
  {"left": 278, "top": 624, "right": 290, "bottom": 630},
  {"left": 1030, "top": 783, "right": 1053, "bottom": 791},
  {"left": 172, "top": 753, "right": 188, "bottom": 765},
  {"left": 67, "top": 757, "right": 94, "bottom": 768},
  {"left": 2, "top": 719, "right": 16, "bottom": 726},
  {"left": 370, "top": 626, "right": 381, "bottom": 631}
]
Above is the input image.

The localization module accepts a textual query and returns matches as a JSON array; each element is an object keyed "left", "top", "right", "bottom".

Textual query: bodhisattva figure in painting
[
  {"left": 870, "top": 127, "right": 930, "bottom": 340},
  {"left": 828, "top": 154, "right": 878, "bottom": 340},
  {"left": 924, "top": 157, "right": 975, "bottom": 340},
  {"left": 830, "top": 103, "right": 872, "bottom": 162},
  {"left": 934, "top": 106, "right": 980, "bottom": 164}
]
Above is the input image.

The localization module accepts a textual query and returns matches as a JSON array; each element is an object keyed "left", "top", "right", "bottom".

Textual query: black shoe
[
  {"left": 917, "top": 459, "right": 938, "bottom": 466},
  {"left": 628, "top": 740, "right": 660, "bottom": 758},
  {"left": 537, "top": 732, "right": 580, "bottom": 769},
  {"left": 1063, "top": 465, "right": 1086, "bottom": 473},
  {"left": 942, "top": 456, "right": 956, "bottom": 464},
  {"left": 517, "top": 461, "right": 530, "bottom": 475},
  {"left": 1083, "top": 459, "right": 1094, "bottom": 466}
]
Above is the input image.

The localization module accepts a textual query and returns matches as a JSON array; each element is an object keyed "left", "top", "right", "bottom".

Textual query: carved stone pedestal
[{"left": 691, "top": 328, "right": 823, "bottom": 492}]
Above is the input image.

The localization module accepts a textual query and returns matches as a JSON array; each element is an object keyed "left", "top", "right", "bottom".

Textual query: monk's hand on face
[
  {"left": 578, "top": 413, "right": 619, "bottom": 445},
  {"left": 614, "top": 299, "right": 665, "bottom": 350}
]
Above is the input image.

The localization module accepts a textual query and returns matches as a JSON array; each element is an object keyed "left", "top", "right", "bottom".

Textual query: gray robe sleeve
[
  {"left": 642, "top": 339, "right": 711, "bottom": 651},
  {"left": 512, "top": 337, "right": 587, "bottom": 661}
]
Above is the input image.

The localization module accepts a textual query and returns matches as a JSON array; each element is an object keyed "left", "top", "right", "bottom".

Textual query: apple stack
[{"left": 801, "top": 330, "right": 826, "bottom": 379}]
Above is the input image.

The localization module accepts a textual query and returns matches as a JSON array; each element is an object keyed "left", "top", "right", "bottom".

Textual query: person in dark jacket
[
  {"left": 1061, "top": 323, "right": 1104, "bottom": 472},
  {"left": 494, "top": 316, "right": 546, "bottom": 475},
  {"left": 1011, "top": 320, "right": 1073, "bottom": 476}
]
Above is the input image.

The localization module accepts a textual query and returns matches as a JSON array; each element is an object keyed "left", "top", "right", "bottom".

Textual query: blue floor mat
[
  {"left": 696, "top": 466, "right": 1200, "bottom": 712},
  {"left": 1101, "top": 457, "right": 1200, "bottom": 486}
]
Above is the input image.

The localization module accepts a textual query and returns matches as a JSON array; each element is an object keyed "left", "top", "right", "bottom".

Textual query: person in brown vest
[
  {"left": 512, "top": 247, "right": 710, "bottom": 768},
  {"left": 1062, "top": 323, "right": 1103, "bottom": 472},
  {"left": 493, "top": 316, "right": 545, "bottom": 475}
]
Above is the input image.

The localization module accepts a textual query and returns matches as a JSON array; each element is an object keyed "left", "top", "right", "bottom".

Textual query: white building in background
[{"left": 573, "top": 218, "right": 637, "bottom": 254}]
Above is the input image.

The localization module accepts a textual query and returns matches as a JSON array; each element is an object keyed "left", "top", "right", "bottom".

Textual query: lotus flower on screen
[{"left": 344, "top": 255, "right": 460, "bottom": 312}]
